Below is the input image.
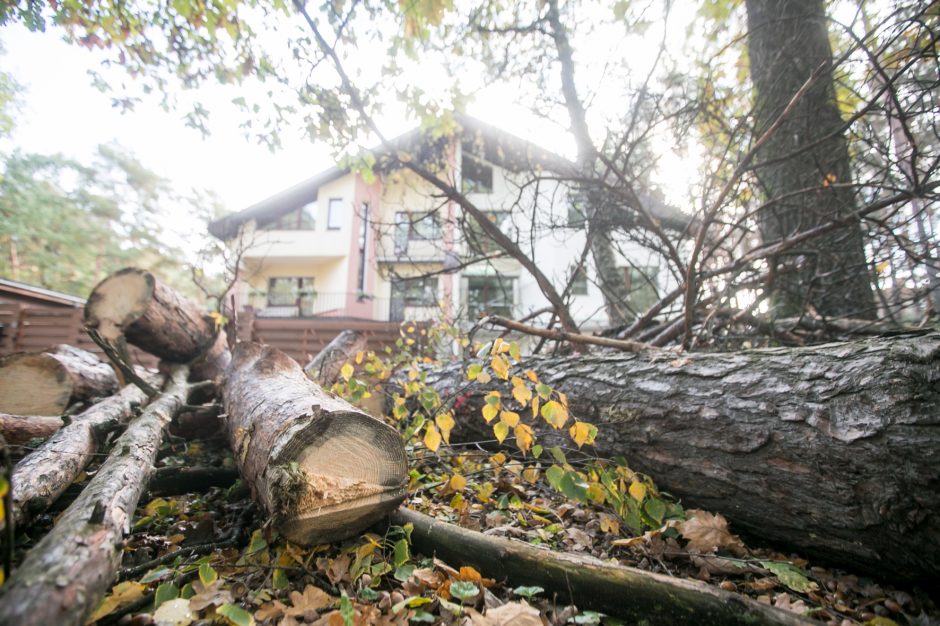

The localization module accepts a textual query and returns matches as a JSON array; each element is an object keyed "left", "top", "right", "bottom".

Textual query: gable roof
[
  {"left": 208, "top": 114, "right": 690, "bottom": 239},
  {"left": 0, "top": 278, "right": 86, "bottom": 308}
]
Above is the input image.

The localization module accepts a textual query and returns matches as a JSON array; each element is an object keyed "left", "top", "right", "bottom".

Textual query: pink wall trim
[{"left": 345, "top": 174, "right": 383, "bottom": 319}]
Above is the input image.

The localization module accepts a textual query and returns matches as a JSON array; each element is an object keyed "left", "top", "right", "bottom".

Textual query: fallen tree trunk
[
  {"left": 84, "top": 267, "right": 230, "bottom": 380},
  {"left": 304, "top": 329, "right": 368, "bottom": 385},
  {"left": 0, "top": 413, "right": 64, "bottom": 446},
  {"left": 392, "top": 508, "right": 815, "bottom": 626},
  {"left": 0, "top": 366, "right": 189, "bottom": 626},
  {"left": 0, "top": 345, "right": 119, "bottom": 415},
  {"left": 428, "top": 331, "right": 940, "bottom": 582},
  {"left": 221, "top": 342, "right": 407, "bottom": 545},
  {"left": 10, "top": 380, "right": 157, "bottom": 527}
]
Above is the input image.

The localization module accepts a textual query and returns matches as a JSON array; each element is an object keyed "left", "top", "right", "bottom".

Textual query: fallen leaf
[
  {"left": 189, "top": 579, "right": 234, "bottom": 611},
  {"left": 153, "top": 598, "right": 194, "bottom": 626},
  {"left": 86, "top": 581, "right": 147, "bottom": 623},
  {"left": 678, "top": 509, "right": 746, "bottom": 556},
  {"left": 484, "top": 600, "right": 542, "bottom": 626}
]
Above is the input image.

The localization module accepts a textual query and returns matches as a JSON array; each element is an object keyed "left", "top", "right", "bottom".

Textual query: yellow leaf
[
  {"left": 450, "top": 474, "right": 467, "bottom": 491},
  {"left": 599, "top": 513, "right": 620, "bottom": 535},
  {"left": 476, "top": 482, "right": 494, "bottom": 502},
  {"left": 493, "top": 421, "right": 509, "bottom": 444},
  {"left": 512, "top": 384, "right": 532, "bottom": 405},
  {"left": 509, "top": 341, "right": 521, "bottom": 362},
  {"left": 531, "top": 396, "right": 539, "bottom": 420},
  {"left": 355, "top": 351, "right": 364, "bottom": 364},
  {"left": 424, "top": 424, "right": 442, "bottom": 452},
  {"left": 511, "top": 376, "right": 525, "bottom": 387},
  {"left": 87, "top": 582, "right": 147, "bottom": 623},
  {"left": 525, "top": 369, "right": 539, "bottom": 383},
  {"left": 514, "top": 424, "right": 534, "bottom": 454},
  {"left": 569, "top": 420, "right": 592, "bottom": 447},
  {"left": 407, "top": 367, "right": 418, "bottom": 381},
  {"left": 522, "top": 466, "right": 539, "bottom": 483},
  {"left": 476, "top": 371, "right": 492, "bottom": 384},
  {"left": 499, "top": 411, "right": 520, "bottom": 427},
  {"left": 876, "top": 260, "right": 890, "bottom": 275},
  {"left": 491, "top": 355, "right": 510, "bottom": 380},
  {"left": 541, "top": 400, "right": 568, "bottom": 429},
  {"left": 629, "top": 481, "right": 647, "bottom": 502},
  {"left": 340, "top": 363, "right": 354, "bottom": 381},
  {"left": 490, "top": 452, "right": 506, "bottom": 466},
  {"left": 482, "top": 404, "right": 499, "bottom": 423},
  {"left": 436, "top": 412, "right": 455, "bottom": 444}
]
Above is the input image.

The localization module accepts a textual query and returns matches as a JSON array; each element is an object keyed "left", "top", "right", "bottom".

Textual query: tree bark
[
  {"left": 391, "top": 508, "right": 816, "bottom": 626},
  {"left": 0, "top": 366, "right": 189, "bottom": 626},
  {"left": 10, "top": 380, "right": 156, "bottom": 528},
  {"left": 428, "top": 332, "right": 940, "bottom": 582},
  {"left": 84, "top": 267, "right": 230, "bottom": 380},
  {"left": 0, "top": 413, "right": 64, "bottom": 446},
  {"left": 304, "top": 329, "right": 368, "bottom": 386},
  {"left": 221, "top": 342, "right": 408, "bottom": 545},
  {"left": 745, "top": 0, "right": 876, "bottom": 318},
  {"left": 0, "top": 345, "right": 119, "bottom": 415}
]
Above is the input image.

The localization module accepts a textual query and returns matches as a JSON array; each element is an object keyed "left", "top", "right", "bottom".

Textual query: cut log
[
  {"left": 392, "top": 508, "right": 816, "bottom": 626},
  {"left": 0, "top": 366, "right": 189, "bottom": 626},
  {"left": 221, "top": 342, "right": 407, "bottom": 544},
  {"left": 0, "top": 413, "right": 64, "bottom": 446},
  {"left": 0, "top": 345, "right": 119, "bottom": 415},
  {"left": 84, "top": 267, "right": 231, "bottom": 380},
  {"left": 427, "top": 331, "right": 940, "bottom": 582},
  {"left": 304, "top": 329, "right": 368, "bottom": 385},
  {"left": 10, "top": 380, "right": 157, "bottom": 528}
]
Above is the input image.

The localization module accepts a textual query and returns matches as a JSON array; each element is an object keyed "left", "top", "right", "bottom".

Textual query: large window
[
  {"left": 461, "top": 154, "right": 493, "bottom": 194},
  {"left": 262, "top": 203, "right": 316, "bottom": 231},
  {"left": 467, "top": 276, "right": 514, "bottom": 319},
  {"left": 390, "top": 277, "right": 439, "bottom": 321},
  {"left": 327, "top": 198, "right": 343, "bottom": 230},
  {"left": 394, "top": 212, "right": 441, "bottom": 252},
  {"left": 267, "top": 277, "right": 315, "bottom": 308},
  {"left": 466, "top": 211, "right": 510, "bottom": 255}
]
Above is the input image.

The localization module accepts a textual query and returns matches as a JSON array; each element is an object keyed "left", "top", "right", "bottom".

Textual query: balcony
[
  {"left": 242, "top": 230, "right": 347, "bottom": 260},
  {"left": 244, "top": 291, "right": 445, "bottom": 322}
]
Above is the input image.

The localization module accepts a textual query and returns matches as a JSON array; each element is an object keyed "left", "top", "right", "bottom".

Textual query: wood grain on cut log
[
  {"left": 0, "top": 345, "right": 118, "bottom": 415},
  {"left": 84, "top": 267, "right": 231, "bottom": 380},
  {"left": 0, "top": 413, "right": 64, "bottom": 446},
  {"left": 427, "top": 332, "right": 940, "bottom": 582},
  {"left": 392, "top": 508, "right": 816, "bottom": 626},
  {"left": 10, "top": 380, "right": 156, "bottom": 528},
  {"left": 222, "top": 342, "right": 407, "bottom": 544},
  {"left": 304, "top": 329, "right": 368, "bottom": 386},
  {"left": 0, "top": 366, "right": 189, "bottom": 626}
]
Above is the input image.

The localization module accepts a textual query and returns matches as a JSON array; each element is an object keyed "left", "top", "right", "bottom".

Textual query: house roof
[
  {"left": 208, "top": 114, "right": 690, "bottom": 239},
  {"left": 0, "top": 278, "right": 86, "bottom": 308}
]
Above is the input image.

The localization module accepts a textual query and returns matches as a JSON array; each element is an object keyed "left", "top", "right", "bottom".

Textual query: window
[
  {"left": 466, "top": 211, "right": 510, "bottom": 255},
  {"left": 461, "top": 154, "right": 493, "bottom": 194},
  {"left": 467, "top": 276, "right": 514, "bottom": 319},
  {"left": 570, "top": 267, "right": 589, "bottom": 296},
  {"left": 567, "top": 192, "right": 586, "bottom": 227},
  {"left": 624, "top": 266, "right": 659, "bottom": 315},
  {"left": 395, "top": 212, "right": 441, "bottom": 248},
  {"left": 261, "top": 203, "right": 317, "bottom": 231},
  {"left": 327, "top": 198, "right": 343, "bottom": 230},
  {"left": 390, "top": 277, "right": 438, "bottom": 321},
  {"left": 267, "top": 277, "right": 315, "bottom": 308}
]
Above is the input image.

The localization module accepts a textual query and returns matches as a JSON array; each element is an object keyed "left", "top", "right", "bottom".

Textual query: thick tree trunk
[
  {"left": 10, "top": 381, "right": 155, "bottom": 527},
  {"left": 429, "top": 332, "right": 940, "bottom": 582},
  {"left": 304, "top": 329, "right": 368, "bottom": 386},
  {"left": 0, "top": 367, "right": 189, "bottom": 626},
  {"left": 221, "top": 342, "right": 407, "bottom": 545},
  {"left": 0, "top": 345, "right": 119, "bottom": 415},
  {"left": 745, "top": 0, "right": 875, "bottom": 318},
  {"left": 392, "top": 508, "right": 815, "bottom": 626},
  {"left": 84, "top": 267, "right": 230, "bottom": 380},
  {"left": 0, "top": 413, "right": 64, "bottom": 446}
]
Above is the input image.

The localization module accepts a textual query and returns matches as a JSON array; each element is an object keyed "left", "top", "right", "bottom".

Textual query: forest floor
[{"left": 12, "top": 428, "right": 937, "bottom": 626}]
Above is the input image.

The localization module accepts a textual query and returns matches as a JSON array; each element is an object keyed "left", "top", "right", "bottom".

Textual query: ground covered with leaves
[{"left": 9, "top": 327, "right": 940, "bottom": 626}]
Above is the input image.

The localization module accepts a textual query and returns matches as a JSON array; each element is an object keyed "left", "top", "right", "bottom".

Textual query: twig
[
  {"left": 86, "top": 329, "right": 159, "bottom": 398},
  {"left": 484, "top": 315, "right": 655, "bottom": 353}
]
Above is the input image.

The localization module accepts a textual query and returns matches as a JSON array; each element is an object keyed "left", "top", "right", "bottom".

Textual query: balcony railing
[{"left": 244, "top": 292, "right": 443, "bottom": 322}]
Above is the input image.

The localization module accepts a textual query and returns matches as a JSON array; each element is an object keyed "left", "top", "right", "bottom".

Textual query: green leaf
[
  {"left": 410, "top": 610, "right": 436, "bottom": 623},
  {"left": 180, "top": 583, "right": 195, "bottom": 599},
  {"left": 512, "top": 585, "right": 544, "bottom": 599},
  {"left": 532, "top": 444, "right": 543, "bottom": 458},
  {"left": 198, "top": 562, "right": 218, "bottom": 586},
  {"left": 217, "top": 603, "right": 255, "bottom": 626},
  {"left": 548, "top": 446, "right": 567, "bottom": 464},
  {"left": 340, "top": 591, "right": 354, "bottom": 626},
  {"left": 559, "top": 471, "right": 588, "bottom": 502},
  {"left": 273, "top": 568, "right": 289, "bottom": 590},
  {"left": 644, "top": 498, "right": 666, "bottom": 523},
  {"left": 245, "top": 529, "right": 267, "bottom": 555},
  {"left": 393, "top": 538, "right": 410, "bottom": 567},
  {"left": 760, "top": 561, "right": 818, "bottom": 593},
  {"left": 449, "top": 581, "right": 479, "bottom": 602},
  {"left": 467, "top": 363, "right": 483, "bottom": 380},
  {"left": 573, "top": 611, "right": 604, "bottom": 625},
  {"left": 139, "top": 567, "right": 173, "bottom": 584},
  {"left": 545, "top": 465, "right": 565, "bottom": 490},
  {"left": 394, "top": 564, "right": 416, "bottom": 582},
  {"left": 153, "top": 583, "right": 179, "bottom": 610}
]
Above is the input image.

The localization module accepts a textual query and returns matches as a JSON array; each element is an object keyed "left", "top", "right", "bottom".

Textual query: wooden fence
[{"left": 1, "top": 304, "right": 412, "bottom": 367}]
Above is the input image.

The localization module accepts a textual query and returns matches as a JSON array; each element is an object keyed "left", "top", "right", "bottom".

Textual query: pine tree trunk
[
  {"left": 428, "top": 332, "right": 940, "bottom": 582},
  {"left": 84, "top": 267, "right": 230, "bottom": 380},
  {"left": 220, "top": 342, "right": 407, "bottom": 545},
  {"left": 0, "top": 367, "right": 189, "bottom": 626},
  {"left": 304, "top": 329, "right": 368, "bottom": 385},
  {"left": 0, "top": 345, "right": 119, "bottom": 415}
]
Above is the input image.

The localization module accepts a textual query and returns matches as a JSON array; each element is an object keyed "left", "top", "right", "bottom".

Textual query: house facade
[{"left": 208, "top": 116, "right": 681, "bottom": 331}]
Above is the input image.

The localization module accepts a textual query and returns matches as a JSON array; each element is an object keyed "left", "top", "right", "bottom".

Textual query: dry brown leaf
[
  {"left": 677, "top": 509, "right": 746, "bottom": 556},
  {"left": 254, "top": 600, "right": 288, "bottom": 621},
  {"left": 188, "top": 579, "right": 233, "bottom": 611},
  {"left": 286, "top": 584, "right": 334, "bottom": 615},
  {"left": 484, "top": 600, "right": 542, "bottom": 626}
]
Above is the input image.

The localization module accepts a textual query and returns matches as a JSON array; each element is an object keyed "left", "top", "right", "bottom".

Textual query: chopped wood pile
[{"left": 0, "top": 267, "right": 935, "bottom": 626}]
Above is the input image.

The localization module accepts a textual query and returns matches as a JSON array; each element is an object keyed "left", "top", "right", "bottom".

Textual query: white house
[{"left": 208, "top": 114, "right": 686, "bottom": 331}]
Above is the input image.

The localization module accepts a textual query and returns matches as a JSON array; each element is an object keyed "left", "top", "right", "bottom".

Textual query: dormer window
[{"left": 461, "top": 154, "right": 493, "bottom": 194}]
